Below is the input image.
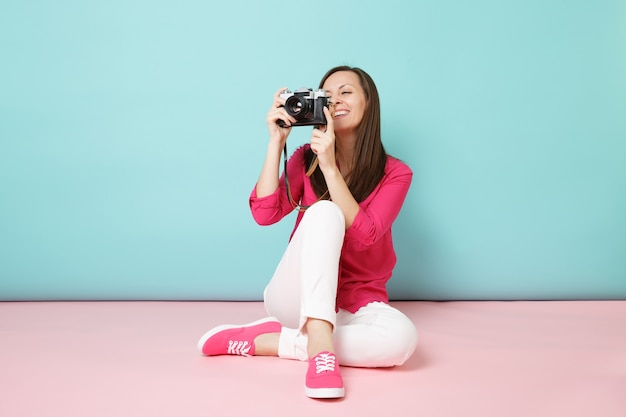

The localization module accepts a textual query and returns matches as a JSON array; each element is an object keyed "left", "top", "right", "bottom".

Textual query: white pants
[{"left": 263, "top": 201, "right": 418, "bottom": 368}]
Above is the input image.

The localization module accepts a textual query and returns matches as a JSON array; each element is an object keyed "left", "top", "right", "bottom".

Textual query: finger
[
  {"left": 323, "top": 106, "right": 334, "bottom": 132},
  {"left": 273, "top": 87, "right": 289, "bottom": 107},
  {"left": 313, "top": 124, "right": 331, "bottom": 141},
  {"left": 269, "top": 109, "right": 297, "bottom": 128},
  {"left": 311, "top": 127, "right": 325, "bottom": 139},
  {"left": 274, "top": 107, "right": 295, "bottom": 120},
  {"left": 274, "top": 87, "right": 288, "bottom": 98},
  {"left": 279, "top": 109, "right": 297, "bottom": 125}
]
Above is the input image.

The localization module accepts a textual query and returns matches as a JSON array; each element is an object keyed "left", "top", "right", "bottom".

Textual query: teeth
[{"left": 334, "top": 111, "right": 348, "bottom": 117}]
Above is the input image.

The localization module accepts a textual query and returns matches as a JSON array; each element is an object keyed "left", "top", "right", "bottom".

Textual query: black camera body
[{"left": 278, "top": 88, "right": 330, "bottom": 127}]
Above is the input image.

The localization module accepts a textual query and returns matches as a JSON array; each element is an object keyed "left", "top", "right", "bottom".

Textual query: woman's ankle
[
  {"left": 305, "top": 318, "right": 335, "bottom": 359},
  {"left": 253, "top": 332, "right": 280, "bottom": 356}
]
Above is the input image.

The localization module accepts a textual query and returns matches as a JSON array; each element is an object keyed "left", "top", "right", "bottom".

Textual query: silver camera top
[{"left": 280, "top": 88, "right": 328, "bottom": 100}]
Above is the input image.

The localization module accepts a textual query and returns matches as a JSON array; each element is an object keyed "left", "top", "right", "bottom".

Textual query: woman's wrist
[
  {"left": 267, "top": 137, "right": 285, "bottom": 154},
  {"left": 321, "top": 163, "right": 342, "bottom": 180}
]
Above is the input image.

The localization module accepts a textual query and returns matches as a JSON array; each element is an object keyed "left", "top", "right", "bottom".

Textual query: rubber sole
[{"left": 197, "top": 316, "right": 280, "bottom": 354}]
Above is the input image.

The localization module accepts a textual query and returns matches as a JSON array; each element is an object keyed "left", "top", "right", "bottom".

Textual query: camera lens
[{"left": 284, "top": 95, "right": 311, "bottom": 120}]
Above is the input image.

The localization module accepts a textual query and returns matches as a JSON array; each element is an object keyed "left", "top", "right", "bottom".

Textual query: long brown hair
[{"left": 305, "top": 66, "right": 387, "bottom": 203}]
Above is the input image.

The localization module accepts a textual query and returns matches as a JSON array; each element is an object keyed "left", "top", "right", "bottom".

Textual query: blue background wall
[{"left": 1, "top": 0, "right": 625, "bottom": 301}]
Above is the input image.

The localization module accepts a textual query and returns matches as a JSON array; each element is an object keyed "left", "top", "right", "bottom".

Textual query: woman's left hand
[{"left": 310, "top": 106, "right": 337, "bottom": 174}]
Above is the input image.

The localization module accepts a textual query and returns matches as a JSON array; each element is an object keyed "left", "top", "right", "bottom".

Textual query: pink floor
[{"left": 1, "top": 300, "right": 625, "bottom": 417}]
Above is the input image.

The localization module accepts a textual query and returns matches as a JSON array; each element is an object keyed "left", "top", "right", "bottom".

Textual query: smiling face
[{"left": 322, "top": 70, "right": 367, "bottom": 136}]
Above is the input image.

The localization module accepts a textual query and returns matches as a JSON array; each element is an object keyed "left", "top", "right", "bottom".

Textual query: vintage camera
[{"left": 278, "top": 88, "right": 330, "bottom": 127}]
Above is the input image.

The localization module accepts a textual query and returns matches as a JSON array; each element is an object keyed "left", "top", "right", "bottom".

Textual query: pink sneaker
[
  {"left": 305, "top": 351, "right": 345, "bottom": 398},
  {"left": 197, "top": 317, "right": 281, "bottom": 357}
]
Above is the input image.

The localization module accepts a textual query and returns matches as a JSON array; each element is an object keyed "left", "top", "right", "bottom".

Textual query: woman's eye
[{"left": 342, "top": 91, "right": 352, "bottom": 95}]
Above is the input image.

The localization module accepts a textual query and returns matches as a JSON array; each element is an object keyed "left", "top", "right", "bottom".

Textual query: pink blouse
[{"left": 249, "top": 144, "right": 412, "bottom": 313}]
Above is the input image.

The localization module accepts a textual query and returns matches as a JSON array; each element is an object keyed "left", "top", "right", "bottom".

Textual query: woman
[{"left": 198, "top": 66, "right": 418, "bottom": 399}]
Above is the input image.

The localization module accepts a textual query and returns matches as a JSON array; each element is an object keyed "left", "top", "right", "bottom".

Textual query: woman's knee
[
  {"left": 386, "top": 313, "right": 419, "bottom": 365},
  {"left": 304, "top": 201, "right": 345, "bottom": 230},
  {"left": 336, "top": 305, "right": 418, "bottom": 367},
  {"left": 367, "top": 311, "right": 418, "bottom": 366}
]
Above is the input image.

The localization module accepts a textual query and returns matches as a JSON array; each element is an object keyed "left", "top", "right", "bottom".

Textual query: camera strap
[
  {"left": 282, "top": 144, "right": 327, "bottom": 212},
  {"left": 283, "top": 144, "right": 307, "bottom": 212}
]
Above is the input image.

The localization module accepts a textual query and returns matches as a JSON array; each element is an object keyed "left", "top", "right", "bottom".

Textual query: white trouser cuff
[{"left": 277, "top": 327, "right": 309, "bottom": 361}]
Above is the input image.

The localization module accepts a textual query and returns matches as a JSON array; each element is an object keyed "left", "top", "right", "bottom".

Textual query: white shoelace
[
  {"left": 314, "top": 353, "right": 337, "bottom": 373},
  {"left": 227, "top": 340, "right": 252, "bottom": 356}
]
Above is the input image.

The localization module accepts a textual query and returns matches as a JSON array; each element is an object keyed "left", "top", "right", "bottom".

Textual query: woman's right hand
[
  {"left": 256, "top": 88, "right": 297, "bottom": 198},
  {"left": 266, "top": 87, "right": 297, "bottom": 145}
]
